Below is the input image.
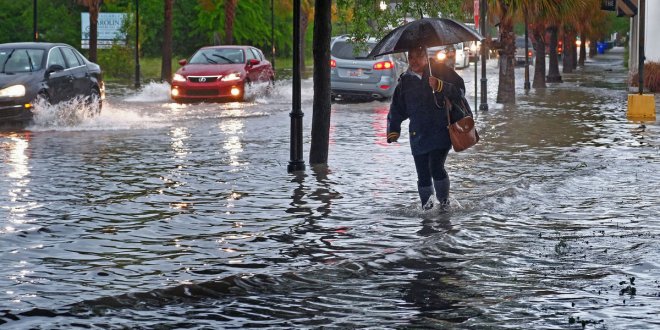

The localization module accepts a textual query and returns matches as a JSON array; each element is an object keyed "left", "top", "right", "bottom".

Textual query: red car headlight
[{"left": 221, "top": 72, "right": 241, "bottom": 82}]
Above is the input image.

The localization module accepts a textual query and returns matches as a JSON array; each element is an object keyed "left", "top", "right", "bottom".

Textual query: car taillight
[
  {"left": 373, "top": 61, "right": 393, "bottom": 70},
  {"left": 330, "top": 59, "right": 336, "bottom": 68}
]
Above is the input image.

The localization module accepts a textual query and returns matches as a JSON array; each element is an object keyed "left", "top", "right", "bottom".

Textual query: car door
[
  {"left": 45, "top": 47, "right": 73, "bottom": 103},
  {"left": 60, "top": 46, "right": 90, "bottom": 98},
  {"left": 243, "top": 48, "right": 260, "bottom": 82}
]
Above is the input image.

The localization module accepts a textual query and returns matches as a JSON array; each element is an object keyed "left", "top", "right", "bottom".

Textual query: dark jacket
[{"left": 387, "top": 63, "right": 464, "bottom": 156}]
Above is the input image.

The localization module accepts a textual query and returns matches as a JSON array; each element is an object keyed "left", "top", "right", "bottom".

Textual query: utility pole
[
  {"left": 524, "top": 5, "right": 530, "bottom": 90},
  {"left": 33, "top": 0, "right": 38, "bottom": 41},
  {"left": 134, "top": 0, "right": 141, "bottom": 89},
  {"left": 479, "top": 0, "right": 488, "bottom": 111},
  {"left": 288, "top": 0, "right": 305, "bottom": 173}
]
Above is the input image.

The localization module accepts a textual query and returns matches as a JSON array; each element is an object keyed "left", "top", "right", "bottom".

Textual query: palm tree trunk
[
  {"left": 88, "top": 0, "right": 101, "bottom": 62},
  {"left": 161, "top": 0, "right": 173, "bottom": 83},
  {"left": 546, "top": 25, "right": 562, "bottom": 82},
  {"left": 578, "top": 33, "right": 586, "bottom": 66},
  {"left": 224, "top": 0, "right": 237, "bottom": 44},
  {"left": 496, "top": 5, "right": 516, "bottom": 104},
  {"left": 309, "top": 0, "right": 332, "bottom": 165},
  {"left": 532, "top": 27, "right": 547, "bottom": 88},
  {"left": 562, "top": 31, "right": 574, "bottom": 74}
]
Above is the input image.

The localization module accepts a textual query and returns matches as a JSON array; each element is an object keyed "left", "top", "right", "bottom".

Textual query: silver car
[
  {"left": 515, "top": 36, "right": 535, "bottom": 66},
  {"left": 330, "top": 36, "right": 407, "bottom": 101}
]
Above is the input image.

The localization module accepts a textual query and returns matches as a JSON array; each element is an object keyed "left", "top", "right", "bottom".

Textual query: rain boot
[
  {"left": 433, "top": 177, "right": 450, "bottom": 209},
  {"left": 417, "top": 184, "right": 434, "bottom": 210}
]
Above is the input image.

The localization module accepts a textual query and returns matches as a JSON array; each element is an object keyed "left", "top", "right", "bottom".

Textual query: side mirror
[
  {"left": 247, "top": 59, "right": 260, "bottom": 66},
  {"left": 45, "top": 64, "right": 64, "bottom": 77},
  {"left": 178, "top": 59, "right": 188, "bottom": 66}
]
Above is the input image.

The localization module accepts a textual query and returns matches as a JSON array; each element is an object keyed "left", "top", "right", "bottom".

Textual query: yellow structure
[{"left": 627, "top": 93, "right": 656, "bottom": 120}]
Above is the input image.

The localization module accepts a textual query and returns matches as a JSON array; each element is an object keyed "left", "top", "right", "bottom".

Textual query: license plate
[{"left": 348, "top": 69, "right": 364, "bottom": 77}]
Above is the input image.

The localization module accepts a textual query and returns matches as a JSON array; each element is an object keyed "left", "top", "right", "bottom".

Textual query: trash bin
[{"left": 597, "top": 42, "right": 605, "bottom": 54}]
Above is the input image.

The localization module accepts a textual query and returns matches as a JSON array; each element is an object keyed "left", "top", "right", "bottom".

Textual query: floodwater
[{"left": 1, "top": 48, "right": 658, "bottom": 329}]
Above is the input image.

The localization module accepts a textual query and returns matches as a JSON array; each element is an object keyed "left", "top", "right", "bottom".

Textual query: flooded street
[{"left": 1, "top": 48, "right": 659, "bottom": 329}]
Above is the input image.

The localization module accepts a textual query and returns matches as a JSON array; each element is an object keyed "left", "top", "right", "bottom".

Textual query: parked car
[
  {"left": 427, "top": 44, "right": 456, "bottom": 69},
  {"left": 0, "top": 42, "right": 104, "bottom": 124},
  {"left": 515, "top": 36, "right": 535, "bottom": 66},
  {"left": 170, "top": 45, "right": 274, "bottom": 103},
  {"left": 453, "top": 42, "right": 470, "bottom": 69},
  {"left": 330, "top": 35, "right": 407, "bottom": 101},
  {"left": 466, "top": 41, "right": 480, "bottom": 62}
]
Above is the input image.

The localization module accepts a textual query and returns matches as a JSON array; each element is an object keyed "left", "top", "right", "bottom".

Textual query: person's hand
[{"left": 387, "top": 132, "right": 399, "bottom": 143}]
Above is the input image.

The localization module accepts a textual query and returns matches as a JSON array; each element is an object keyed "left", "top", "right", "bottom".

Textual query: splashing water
[{"left": 30, "top": 96, "right": 100, "bottom": 128}]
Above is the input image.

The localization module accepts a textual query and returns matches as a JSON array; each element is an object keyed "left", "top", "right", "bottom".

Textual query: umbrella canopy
[{"left": 368, "top": 18, "right": 483, "bottom": 58}]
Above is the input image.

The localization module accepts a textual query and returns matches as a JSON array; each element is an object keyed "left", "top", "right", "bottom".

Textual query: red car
[{"left": 170, "top": 45, "right": 274, "bottom": 102}]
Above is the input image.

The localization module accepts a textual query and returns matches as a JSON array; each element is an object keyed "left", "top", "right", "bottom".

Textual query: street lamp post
[
  {"left": 288, "top": 0, "right": 305, "bottom": 173},
  {"left": 134, "top": 0, "right": 141, "bottom": 89},
  {"left": 33, "top": 0, "right": 38, "bottom": 41},
  {"left": 524, "top": 7, "right": 530, "bottom": 90},
  {"left": 479, "top": 0, "right": 488, "bottom": 111}
]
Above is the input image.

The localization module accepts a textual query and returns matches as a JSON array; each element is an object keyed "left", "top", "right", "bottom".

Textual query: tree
[
  {"left": 78, "top": 0, "right": 102, "bottom": 62},
  {"left": 224, "top": 0, "right": 237, "bottom": 44},
  {"left": 309, "top": 0, "right": 332, "bottom": 165},
  {"left": 161, "top": 0, "right": 173, "bottom": 83},
  {"left": 490, "top": 0, "right": 516, "bottom": 103}
]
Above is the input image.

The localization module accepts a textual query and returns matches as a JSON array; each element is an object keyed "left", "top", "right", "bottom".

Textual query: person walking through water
[{"left": 386, "top": 46, "right": 466, "bottom": 209}]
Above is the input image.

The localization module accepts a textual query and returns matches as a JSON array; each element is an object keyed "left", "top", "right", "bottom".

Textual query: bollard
[{"left": 627, "top": 94, "right": 656, "bottom": 120}]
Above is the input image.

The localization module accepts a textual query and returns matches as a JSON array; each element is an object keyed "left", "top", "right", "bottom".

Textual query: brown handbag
[{"left": 445, "top": 97, "right": 480, "bottom": 152}]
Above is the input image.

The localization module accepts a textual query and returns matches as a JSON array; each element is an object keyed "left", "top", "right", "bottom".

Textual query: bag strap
[{"left": 445, "top": 97, "right": 452, "bottom": 124}]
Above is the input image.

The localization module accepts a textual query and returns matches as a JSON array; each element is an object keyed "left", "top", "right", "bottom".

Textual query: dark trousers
[{"left": 413, "top": 148, "right": 450, "bottom": 187}]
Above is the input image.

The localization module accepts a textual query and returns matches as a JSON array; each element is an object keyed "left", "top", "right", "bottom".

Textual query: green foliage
[
  {"left": 335, "top": 0, "right": 467, "bottom": 45},
  {"left": 97, "top": 45, "right": 133, "bottom": 81}
]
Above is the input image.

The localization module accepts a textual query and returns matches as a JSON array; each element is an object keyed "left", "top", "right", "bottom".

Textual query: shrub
[
  {"left": 629, "top": 61, "right": 660, "bottom": 92},
  {"left": 97, "top": 45, "right": 134, "bottom": 82}
]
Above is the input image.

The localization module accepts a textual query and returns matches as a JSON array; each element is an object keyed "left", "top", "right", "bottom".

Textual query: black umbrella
[{"left": 367, "top": 17, "right": 483, "bottom": 58}]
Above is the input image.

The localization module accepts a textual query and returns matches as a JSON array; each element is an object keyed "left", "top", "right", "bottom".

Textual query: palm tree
[
  {"left": 78, "top": 0, "right": 102, "bottom": 62},
  {"left": 489, "top": 0, "right": 562, "bottom": 102},
  {"left": 490, "top": 0, "right": 517, "bottom": 103},
  {"left": 161, "top": 0, "right": 173, "bottom": 83},
  {"left": 224, "top": 0, "right": 238, "bottom": 44}
]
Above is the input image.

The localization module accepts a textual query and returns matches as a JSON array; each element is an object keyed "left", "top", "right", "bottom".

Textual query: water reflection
[
  {"left": 0, "top": 132, "right": 31, "bottom": 226},
  {"left": 219, "top": 118, "right": 245, "bottom": 168},
  {"left": 169, "top": 126, "right": 190, "bottom": 160}
]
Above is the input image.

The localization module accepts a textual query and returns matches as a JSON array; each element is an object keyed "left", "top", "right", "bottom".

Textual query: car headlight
[
  {"left": 221, "top": 72, "right": 241, "bottom": 81},
  {"left": 172, "top": 73, "right": 187, "bottom": 82},
  {"left": 0, "top": 85, "right": 26, "bottom": 98}
]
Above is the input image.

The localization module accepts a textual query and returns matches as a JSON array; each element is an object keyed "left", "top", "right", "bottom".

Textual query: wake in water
[
  {"left": 28, "top": 96, "right": 168, "bottom": 131},
  {"left": 122, "top": 79, "right": 316, "bottom": 105}
]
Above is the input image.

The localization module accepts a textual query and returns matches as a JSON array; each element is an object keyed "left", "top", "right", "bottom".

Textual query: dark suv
[{"left": 0, "top": 42, "right": 104, "bottom": 124}]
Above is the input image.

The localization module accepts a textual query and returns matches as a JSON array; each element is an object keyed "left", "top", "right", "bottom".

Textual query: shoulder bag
[{"left": 445, "top": 96, "right": 480, "bottom": 152}]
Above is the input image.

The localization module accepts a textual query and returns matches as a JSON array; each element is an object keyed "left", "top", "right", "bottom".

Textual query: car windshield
[
  {"left": 0, "top": 48, "right": 45, "bottom": 73},
  {"left": 331, "top": 41, "right": 377, "bottom": 60},
  {"left": 189, "top": 48, "right": 244, "bottom": 64}
]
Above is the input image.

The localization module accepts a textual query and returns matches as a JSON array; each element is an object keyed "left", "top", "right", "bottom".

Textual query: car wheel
[
  {"left": 266, "top": 76, "right": 275, "bottom": 95},
  {"left": 239, "top": 80, "right": 252, "bottom": 102},
  {"left": 87, "top": 88, "right": 102, "bottom": 116},
  {"left": 35, "top": 91, "right": 51, "bottom": 106}
]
